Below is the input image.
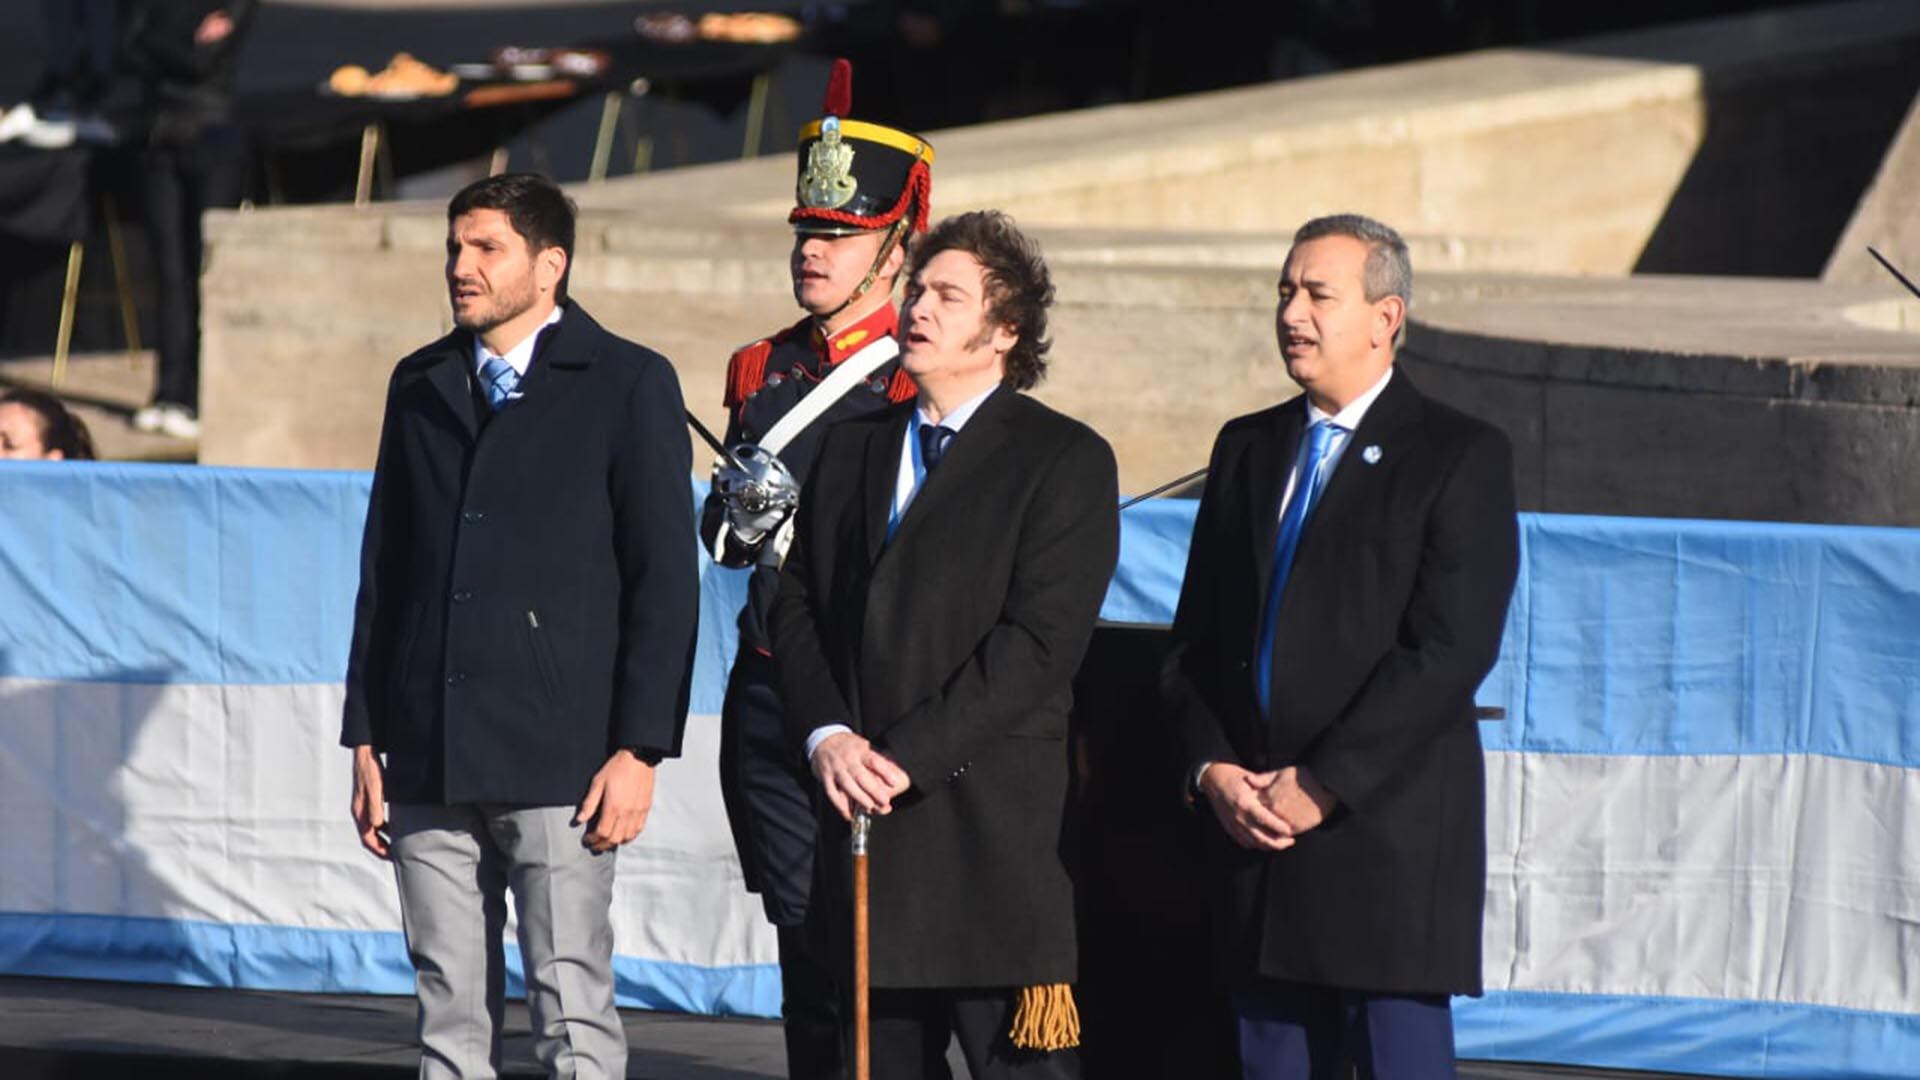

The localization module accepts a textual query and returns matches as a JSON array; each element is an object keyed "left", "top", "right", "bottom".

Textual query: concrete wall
[
  {"left": 200, "top": 206, "right": 1293, "bottom": 490},
  {"left": 1403, "top": 274, "right": 1920, "bottom": 526},
  {"left": 200, "top": 1, "right": 1920, "bottom": 506},
  {"left": 1827, "top": 90, "right": 1920, "bottom": 290}
]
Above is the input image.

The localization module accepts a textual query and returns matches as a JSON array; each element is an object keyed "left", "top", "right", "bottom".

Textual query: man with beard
[
  {"left": 342, "top": 172, "right": 698, "bottom": 1080},
  {"left": 701, "top": 59, "right": 931, "bottom": 1080}
]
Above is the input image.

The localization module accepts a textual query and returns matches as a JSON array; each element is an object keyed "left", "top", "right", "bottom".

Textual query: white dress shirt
[
  {"left": 1275, "top": 366, "right": 1393, "bottom": 521},
  {"left": 805, "top": 382, "right": 1001, "bottom": 762},
  {"left": 470, "top": 305, "right": 564, "bottom": 383},
  {"left": 890, "top": 382, "right": 999, "bottom": 532}
]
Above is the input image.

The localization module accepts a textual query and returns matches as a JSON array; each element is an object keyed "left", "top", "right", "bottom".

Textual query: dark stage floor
[
  {"left": 0, "top": 976, "right": 1705, "bottom": 1080},
  {"left": 0, "top": 976, "right": 784, "bottom": 1079}
]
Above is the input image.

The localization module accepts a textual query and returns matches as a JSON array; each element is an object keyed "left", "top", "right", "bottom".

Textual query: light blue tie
[
  {"left": 1254, "top": 420, "right": 1340, "bottom": 715},
  {"left": 479, "top": 355, "right": 521, "bottom": 412}
]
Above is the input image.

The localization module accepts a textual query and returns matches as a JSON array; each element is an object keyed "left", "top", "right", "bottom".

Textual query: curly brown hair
[{"left": 906, "top": 211, "right": 1054, "bottom": 391}]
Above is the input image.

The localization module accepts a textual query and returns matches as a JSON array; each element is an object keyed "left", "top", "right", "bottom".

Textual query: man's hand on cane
[{"left": 812, "top": 732, "right": 910, "bottom": 821}]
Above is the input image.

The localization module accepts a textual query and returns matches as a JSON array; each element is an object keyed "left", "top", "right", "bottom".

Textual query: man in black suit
[
  {"left": 771, "top": 210, "right": 1118, "bottom": 1079},
  {"left": 341, "top": 173, "right": 698, "bottom": 1079},
  {"left": 1163, "top": 213, "right": 1519, "bottom": 1080}
]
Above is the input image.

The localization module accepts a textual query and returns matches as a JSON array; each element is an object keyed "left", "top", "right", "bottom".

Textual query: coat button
[
  {"left": 461, "top": 511, "right": 485, "bottom": 524},
  {"left": 446, "top": 671, "right": 466, "bottom": 685},
  {"left": 452, "top": 590, "right": 472, "bottom": 604}
]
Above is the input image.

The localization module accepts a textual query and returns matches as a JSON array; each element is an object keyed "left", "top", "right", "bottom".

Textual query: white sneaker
[
  {"left": 0, "top": 104, "right": 36, "bottom": 145},
  {"left": 133, "top": 403, "right": 201, "bottom": 439}
]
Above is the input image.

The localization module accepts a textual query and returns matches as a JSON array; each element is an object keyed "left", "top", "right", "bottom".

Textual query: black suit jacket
[
  {"left": 770, "top": 389, "right": 1119, "bottom": 988},
  {"left": 1162, "top": 369, "right": 1518, "bottom": 996},
  {"left": 340, "top": 302, "right": 699, "bottom": 806}
]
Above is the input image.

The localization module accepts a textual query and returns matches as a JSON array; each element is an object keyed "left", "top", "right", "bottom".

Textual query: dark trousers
[
  {"left": 1233, "top": 980, "right": 1455, "bottom": 1080},
  {"left": 140, "top": 137, "right": 242, "bottom": 411},
  {"left": 718, "top": 651, "right": 842, "bottom": 1080},
  {"left": 871, "top": 987, "right": 1082, "bottom": 1080},
  {"left": 39, "top": 0, "right": 118, "bottom": 105}
]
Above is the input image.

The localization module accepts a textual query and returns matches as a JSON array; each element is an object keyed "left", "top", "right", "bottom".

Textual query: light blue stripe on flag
[
  {"left": 7, "top": 466, "right": 1920, "bottom": 765},
  {"left": 0, "top": 464, "right": 742, "bottom": 714},
  {"left": 1456, "top": 988, "right": 1920, "bottom": 1080},
  {"left": 0, "top": 911, "right": 781, "bottom": 1017}
]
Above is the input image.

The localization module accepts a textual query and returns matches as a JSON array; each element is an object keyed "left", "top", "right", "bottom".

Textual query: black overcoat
[
  {"left": 770, "top": 389, "right": 1119, "bottom": 988},
  {"left": 340, "top": 302, "right": 699, "bottom": 806},
  {"left": 1162, "top": 370, "right": 1518, "bottom": 996}
]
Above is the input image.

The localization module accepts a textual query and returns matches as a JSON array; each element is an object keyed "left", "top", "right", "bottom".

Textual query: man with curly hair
[{"left": 772, "top": 210, "right": 1119, "bottom": 1078}]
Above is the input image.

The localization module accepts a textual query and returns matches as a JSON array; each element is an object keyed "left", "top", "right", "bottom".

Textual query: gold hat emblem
[{"left": 799, "top": 116, "right": 858, "bottom": 210}]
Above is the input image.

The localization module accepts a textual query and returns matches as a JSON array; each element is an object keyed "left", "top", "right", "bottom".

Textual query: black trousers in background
[
  {"left": 39, "top": 0, "right": 118, "bottom": 105},
  {"left": 140, "top": 135, "right": 244, "bottom": 412},
  {"left": 871, "top": 987, "right": 1083, "bottom": 1080},
  {"left": 718, "top": 651, "right": 843, "bottom": 1080}
]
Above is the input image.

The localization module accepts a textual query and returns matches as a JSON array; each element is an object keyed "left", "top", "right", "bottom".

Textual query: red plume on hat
[{"left": 823, "top": 58, "right": 853, "bottom": 119}]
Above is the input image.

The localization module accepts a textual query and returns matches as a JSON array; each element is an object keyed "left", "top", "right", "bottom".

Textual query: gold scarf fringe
[{"left": 1009, "top": 983, "right": 1080, "bottom": 1051}]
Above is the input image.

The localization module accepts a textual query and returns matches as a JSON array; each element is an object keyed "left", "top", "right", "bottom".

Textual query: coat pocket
[
  {"left": 524, "top": 609, "right": 564, "bottom": 706},
  {"left": 386, "top": 601, "right": 426, "bottom": 720}
]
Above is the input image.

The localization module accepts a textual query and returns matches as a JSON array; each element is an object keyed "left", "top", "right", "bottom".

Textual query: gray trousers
[{"left": 389, "top": 803, "right": 626, "bottom": 1080}]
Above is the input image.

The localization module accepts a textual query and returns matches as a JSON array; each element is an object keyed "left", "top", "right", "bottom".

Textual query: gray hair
[{"left": 1294, "top": 213, "right": 1412, "bottom": 307}]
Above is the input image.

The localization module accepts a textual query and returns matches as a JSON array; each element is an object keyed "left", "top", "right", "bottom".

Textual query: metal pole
[
  {"left": 53, "top": 241, "right": 85, "bottom": 388},
  {"left": 103, "top": 194, "right": 141, "bottom": 357},
  {"left": 741, "top": 71, "right": 771, "bottom": 159},
  {"left": 588, "top": 91, "right": 621, "bottom": 183},
  {"left": 1868, "top": 246, "right": 1920, "bottom": 301},
  {"left": 1117, "top": 466, "right": 1208, "bottom": 511},
  {"left": 852, "top": 811, "right": 871, "bottom": 1080},
  {"left": 354, "top": 122, "right": 379, "bottom": 207}
]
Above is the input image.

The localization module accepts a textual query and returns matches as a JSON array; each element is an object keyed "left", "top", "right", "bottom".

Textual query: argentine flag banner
[{"left": 1, "top": 462, "right": 1916, "bottom": 1078}]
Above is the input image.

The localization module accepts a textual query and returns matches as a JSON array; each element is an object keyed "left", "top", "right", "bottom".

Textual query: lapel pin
[{"left": 1361, "top": 445, "right": 1383, "bottom": 465}]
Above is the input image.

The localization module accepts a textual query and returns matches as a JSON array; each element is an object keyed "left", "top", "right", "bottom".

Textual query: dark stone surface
[{"left": 1403, "top": 328, "right": 1920, "bottom": 526}]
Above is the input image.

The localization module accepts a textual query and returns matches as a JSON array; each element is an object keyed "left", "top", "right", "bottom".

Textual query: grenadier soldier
[{"left": 700, "top": 59, "right": 934, "bottom": 1080}]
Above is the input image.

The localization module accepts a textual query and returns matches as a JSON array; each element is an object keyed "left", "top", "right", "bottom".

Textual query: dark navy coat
[{"left": 341, "top": 303, "right": 699, "bottom": 806}]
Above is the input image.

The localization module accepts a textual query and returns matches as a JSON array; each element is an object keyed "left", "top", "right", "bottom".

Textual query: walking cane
[{"left": 852, "top": 811, "right": 872, "bottom": 1080}]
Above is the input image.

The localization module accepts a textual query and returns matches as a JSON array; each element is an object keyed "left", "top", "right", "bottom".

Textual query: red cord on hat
[{"left": 791, "top": 159, "right": 932, "bottom": 234}]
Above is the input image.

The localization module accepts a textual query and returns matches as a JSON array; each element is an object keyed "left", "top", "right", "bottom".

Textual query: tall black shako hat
[{"left": 790, "top": 59, "right": 934, "bottom": 238}]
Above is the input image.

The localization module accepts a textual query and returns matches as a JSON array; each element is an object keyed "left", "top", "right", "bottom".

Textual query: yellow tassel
[{"left": 1008, "top": 983, "right": 1080, "bottom": 1052}]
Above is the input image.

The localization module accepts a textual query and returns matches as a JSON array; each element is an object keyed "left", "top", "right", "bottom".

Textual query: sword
[
  {"left": 686, "top": 409, "right": 752, "bottom": 473},
  {"left": 1868, "top": 246, "right": 1920, "bottom": 301},
  {"left": 851, "top": 811, "right": 872, "bottom": 1080}
]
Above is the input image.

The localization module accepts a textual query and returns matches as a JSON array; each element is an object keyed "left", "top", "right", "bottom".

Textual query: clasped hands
[
  {"left": 811, "top": 732, "right": 910, "bottom": 822},
  {"left": 1198, "top": 762, "right": 1336, "bottom": 852}
]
